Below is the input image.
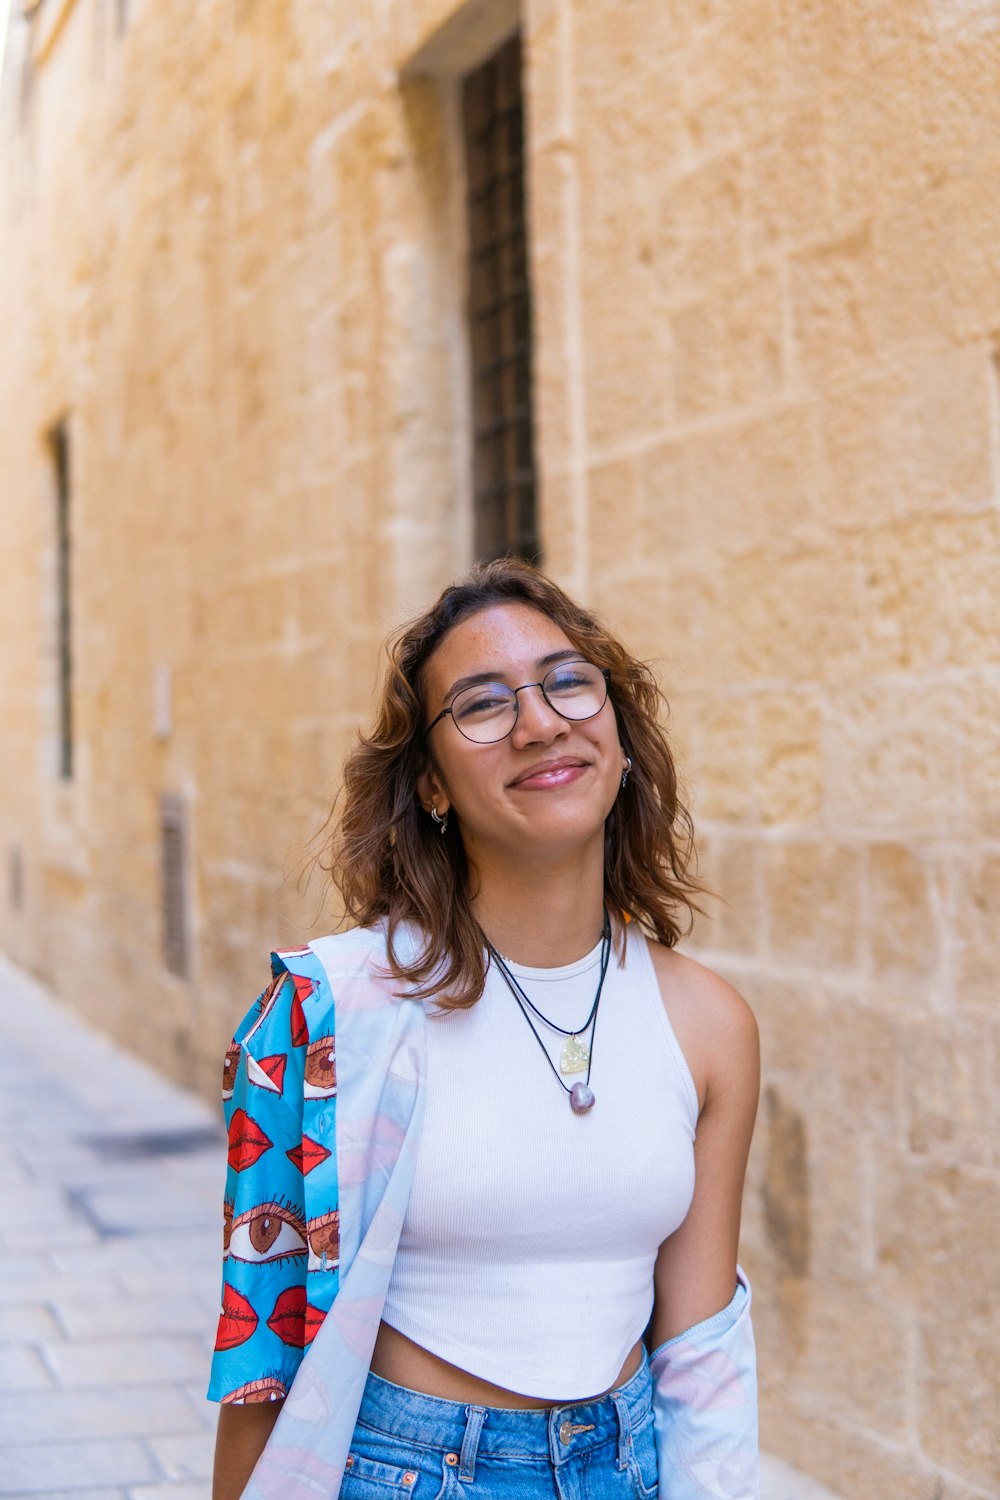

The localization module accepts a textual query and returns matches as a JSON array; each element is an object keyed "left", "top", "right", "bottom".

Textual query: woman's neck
[{"left": 470, "top": 859, "right": 608, "bottom": 968}]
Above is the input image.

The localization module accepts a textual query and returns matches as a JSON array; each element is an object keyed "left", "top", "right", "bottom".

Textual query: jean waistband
[{"left": 354, "top": 1348, "right": 652, "bottom": 1471}]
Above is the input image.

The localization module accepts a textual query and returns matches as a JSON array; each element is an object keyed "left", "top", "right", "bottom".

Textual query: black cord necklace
[{"left": 486, "top": 911, "right": 611, "bottom": 1115}]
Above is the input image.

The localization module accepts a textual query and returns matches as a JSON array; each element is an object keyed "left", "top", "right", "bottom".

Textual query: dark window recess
[
  {"left": 51, "top": 422, "right": 73, "bottom": 779},
  {"left": 160, "top": 795, "right": 189, "bottom": 979},
  {"left": 463, "top": 34, "right": 539, "bottom": 564}
]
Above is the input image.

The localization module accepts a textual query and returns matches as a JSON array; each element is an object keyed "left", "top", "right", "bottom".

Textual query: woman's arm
[
  {"left": 648, "top": 946, "right": 760, "bottom": 1342},
  {"left": 647, "top": 945, "right": 761, "bottom": 1500},
  {"left": 212, "top": 1401, "right": 285, "bottom": 1500}
]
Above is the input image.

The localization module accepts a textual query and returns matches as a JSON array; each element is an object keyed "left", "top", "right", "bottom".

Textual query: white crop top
[{"left": 381, "top": 927, "right": 699, "bottom": 1400}]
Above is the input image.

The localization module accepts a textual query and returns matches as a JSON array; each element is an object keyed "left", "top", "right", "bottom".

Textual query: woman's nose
[{"left": 509, "top": 685, "right": 568, "bottom": 745}]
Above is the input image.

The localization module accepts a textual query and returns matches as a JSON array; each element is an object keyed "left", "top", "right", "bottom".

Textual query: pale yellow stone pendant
[{"left": 560, "top": 1034, "right": 590, "bottom": 1075}]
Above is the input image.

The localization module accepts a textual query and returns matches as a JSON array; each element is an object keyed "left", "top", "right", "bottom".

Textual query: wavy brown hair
[{"left": 327, "top": 558, "right": 707, "bottom": 1006}]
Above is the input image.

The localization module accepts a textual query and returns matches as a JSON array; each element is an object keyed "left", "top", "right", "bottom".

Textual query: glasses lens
[
  {"left": 451, "top": 682, "right": 518, "bottom": 743},
  {"left": 541, "top": 661, "right": 608, "bottom": 719}
]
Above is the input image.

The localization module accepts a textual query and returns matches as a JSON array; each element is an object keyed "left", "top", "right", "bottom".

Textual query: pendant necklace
[{"left": 486, "top": 911, "right": 611, "bottom": 1115}]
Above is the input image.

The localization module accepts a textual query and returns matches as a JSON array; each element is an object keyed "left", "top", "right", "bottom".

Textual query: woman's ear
[{"left": 416, "top": 763, "right": 449, "bottom": 818}]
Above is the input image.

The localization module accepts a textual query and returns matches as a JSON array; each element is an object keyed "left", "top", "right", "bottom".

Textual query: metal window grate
[
  {"left": 160, "top": 795, "right": 189, "bottom": 979},
  {"left": 51, "top": 422, "right": 73, "bottom": 780},
  {"left": 463, "top": 34, "right": 539, "bottom": 564}
]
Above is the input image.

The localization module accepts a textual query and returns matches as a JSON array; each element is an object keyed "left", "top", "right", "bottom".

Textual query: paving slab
[
  {"left": 0, "top": 951, "right": 844, "bottom": 1500},
  {"left": 0, "top": 1438, "right": 158, "bottom": 1493},
  {"left": 146, "top": 1431, "right": 216, "bottom": 1482},
  {"left": 0, "top": 1345, "right": 55, "bottom": 1392},
  {"left": 128, "top": 1487, "right": 209, "bottom": 1500},
  {"left": 0, "top": 1385, "right": 198, "bottom": 1443},
  {"left": 42, "top": 1336, "right": 210, "bottom": 1389},
  {"left": 51, "top": 1294, "right": 217, "bottom": 1340},
  {"left": 2, "top": 1492, "right": 128, "bottom": 1500}
]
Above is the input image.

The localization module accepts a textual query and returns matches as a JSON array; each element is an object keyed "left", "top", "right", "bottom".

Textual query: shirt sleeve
[
  {"left": 649, "top": 1267, "right": 759, "bottom": 1499},
  {"left": 207, "top": 968, "right": 310, "bottom": 1405}
]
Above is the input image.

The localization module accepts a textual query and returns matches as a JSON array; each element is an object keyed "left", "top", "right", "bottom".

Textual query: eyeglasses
[{"left": 424, "top": 659, "right": 611, "bottom": 745}]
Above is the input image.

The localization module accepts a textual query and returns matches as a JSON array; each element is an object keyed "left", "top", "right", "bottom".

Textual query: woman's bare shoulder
[{"left": 644, "top": 938, "right": 759, "bottom": 1108}]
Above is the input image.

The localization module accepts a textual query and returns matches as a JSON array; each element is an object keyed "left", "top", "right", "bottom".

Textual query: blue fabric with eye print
[{"left": 207, "top": 946, "right": 340, "bottom": 1405}]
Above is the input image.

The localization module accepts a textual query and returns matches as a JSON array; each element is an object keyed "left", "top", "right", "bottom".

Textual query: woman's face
[{"left": 417, "top": 602, "right": 629, "bottom": 868}]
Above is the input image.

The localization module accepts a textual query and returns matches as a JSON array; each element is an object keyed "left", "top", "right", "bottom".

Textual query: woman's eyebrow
[{"left": 442, "top": 650, "right": 580, "bottom": 703}]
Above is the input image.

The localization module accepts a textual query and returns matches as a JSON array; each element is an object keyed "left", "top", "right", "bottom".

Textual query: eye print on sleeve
[
  {"left": 222, "top": 1041, "right": 241, "bottom": 1101},
  {"left": 307, "top": 1209, "right": 340, "bottom": 1273},
  {"left": 303, "top": 1035, "right": 336, "bottom": 1099},
  {"left": 228, "top": 1200, "right": 308, "bottom": 1265},
  {"left": 221, "top": 1372, "right": 288, "bottom": 1405}
]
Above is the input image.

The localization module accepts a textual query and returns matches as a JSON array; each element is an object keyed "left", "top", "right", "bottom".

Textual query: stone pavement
[{"left": 0, "top": 954, "right": 842, "bottom": 1500}]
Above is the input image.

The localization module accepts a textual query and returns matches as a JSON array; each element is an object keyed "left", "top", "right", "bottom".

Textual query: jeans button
[{"left": 559, "top": 1419, "right": 573, "bottom": 1446}]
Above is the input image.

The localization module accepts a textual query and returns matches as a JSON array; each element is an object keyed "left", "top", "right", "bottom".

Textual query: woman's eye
[
  {"left": 547, "top": 671, "right": 590, "bottom": 694},
  {"left": 455, "top": 688, "right": 511, "bottom": 719},
  {"left": 229, "top": 1202, "right": 308, "bottom": 1264}
]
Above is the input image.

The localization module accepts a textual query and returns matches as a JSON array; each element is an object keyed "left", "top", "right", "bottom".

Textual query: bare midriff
[{"left": 369, "top": 1321, "right": 644, "bottom": 1408}]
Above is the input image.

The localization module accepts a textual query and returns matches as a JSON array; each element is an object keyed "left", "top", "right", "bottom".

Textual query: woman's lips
[{"left": 510, "top": 762, "right": 588, "bottom": 790}]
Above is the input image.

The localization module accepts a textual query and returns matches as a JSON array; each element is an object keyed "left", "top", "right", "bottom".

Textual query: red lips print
[
  {"left": 215, "top": 1284, "right": 258, "bottom": 1350},
  {"left": 304, "top": 1301, "right": 326, "bottom": 1346},
  {"left": 285, "top": 1136, "right": 332, "bottom": 1176},
  {"left": 227, "top": 1109, "right": 273, "bottom": 1172},
  {"left": 251, "top": 1052, "right": 287, "bottom": 1094},
  {"left": 289, "top": 974, "right": 316, "bottom": 1049},
  {"left": 267, "top": 1286, "right": 307, "bottom": 1348}
]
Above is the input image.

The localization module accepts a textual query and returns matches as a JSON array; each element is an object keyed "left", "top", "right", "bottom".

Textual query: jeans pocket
[{"left": 341, "top": 1451, "right": 424, "bottom": 1495}]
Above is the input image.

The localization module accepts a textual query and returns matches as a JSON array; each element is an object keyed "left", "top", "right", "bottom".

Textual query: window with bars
[
  {"left": 462, "top": 34, "right": 538, "bottom": 564},
  {"left": 51, "top": 421, "right": 73, "bottom": 780},
  {"left": 160, "top": 795, "right": 189, "bottom": 979}
]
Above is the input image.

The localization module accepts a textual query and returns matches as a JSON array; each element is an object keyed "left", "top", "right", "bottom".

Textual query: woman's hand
[{"left": 212, "top": 1400, "right": 285, "bottom": 1500}]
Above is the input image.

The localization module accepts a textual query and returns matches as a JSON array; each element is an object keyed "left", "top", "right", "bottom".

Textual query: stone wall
[{"left": 1, "top": 2, "right": 997, "bottom": 1497}]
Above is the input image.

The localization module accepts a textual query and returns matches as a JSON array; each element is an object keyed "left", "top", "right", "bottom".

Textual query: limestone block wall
[
  {"left": 0, "top": 2, "right": 997, "bottom": 1498},
  {"left": 0, "top": 0, "right": 476, "bottom": 1090},
  {"left": 525, "top": 5, "right": 999, "bottom": 1499}
]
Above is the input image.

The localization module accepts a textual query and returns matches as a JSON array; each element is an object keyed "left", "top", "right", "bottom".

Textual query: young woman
[{"left": 209, "top": 559, "right": 760, "bottom": 1500}]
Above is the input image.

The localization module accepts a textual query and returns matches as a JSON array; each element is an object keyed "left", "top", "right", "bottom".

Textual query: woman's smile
[{"left": 508, "top": 756, "right": 590, "bottom": 790}]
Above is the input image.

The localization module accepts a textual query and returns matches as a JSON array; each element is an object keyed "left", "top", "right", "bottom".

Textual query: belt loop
[
  {"left": 610, "top": 1388, "right": 632, "bottom": 1472},
  {"left": 459, "top": 1404, "right": 486, "bottom": 1483}
]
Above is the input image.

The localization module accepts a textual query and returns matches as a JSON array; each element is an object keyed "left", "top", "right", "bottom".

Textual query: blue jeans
[{"left": 339, "top": 1352, "right": 658, "bottom": 1499}]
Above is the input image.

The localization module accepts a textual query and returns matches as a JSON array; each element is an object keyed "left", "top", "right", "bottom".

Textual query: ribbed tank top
[{"left": 381, "top": 927, "right": 699, "bottom": 1400}]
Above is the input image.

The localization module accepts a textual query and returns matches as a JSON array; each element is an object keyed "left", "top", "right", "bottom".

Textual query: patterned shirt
[{"left": 206, "top": 925, "right": 759, "bottom": 1500}]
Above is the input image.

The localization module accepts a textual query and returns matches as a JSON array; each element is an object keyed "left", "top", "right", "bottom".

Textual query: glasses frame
[{"left": 424, "top": 660, "right": 611, "bottom": 746}]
